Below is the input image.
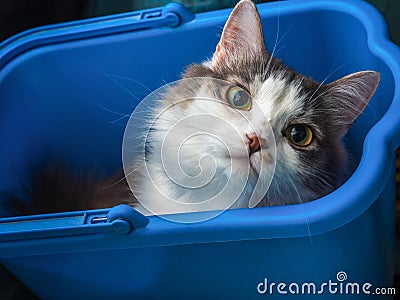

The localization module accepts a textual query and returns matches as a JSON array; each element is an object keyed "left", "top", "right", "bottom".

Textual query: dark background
[{"left": 1, "top": 0, "right": 400, "bottom": 44}]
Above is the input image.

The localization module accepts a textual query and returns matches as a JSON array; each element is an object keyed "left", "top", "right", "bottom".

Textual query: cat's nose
[{"left": 246, "top": 133, "right": 261, "bottom": 155}]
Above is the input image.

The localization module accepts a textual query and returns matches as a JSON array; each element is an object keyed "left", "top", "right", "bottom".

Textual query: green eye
[
  {"left": 226, "top": 86, "right": 251, "bottom": 110},
  {"left": 285, "top": 125, "right": 313, "bottom": 147}
]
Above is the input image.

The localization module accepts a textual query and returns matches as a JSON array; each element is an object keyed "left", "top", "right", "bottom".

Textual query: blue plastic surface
[{"left": 0, "top": 0, "right": 399, "bottom": 299}]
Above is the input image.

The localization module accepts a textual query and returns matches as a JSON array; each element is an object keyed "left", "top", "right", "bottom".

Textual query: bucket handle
[{"left": 0, "top": 204, "right": 148, "bottom": 242}]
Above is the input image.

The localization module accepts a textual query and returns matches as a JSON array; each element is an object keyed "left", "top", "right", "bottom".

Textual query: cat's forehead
[
  {"left": 253, "top": 74, "right": 307, "bottom": 122},
  {"left": 215, "top": 55, "right": 319, "bottom": 96},
  {"left": 183, "top": 60, "right": 321, "bottom": 123}
]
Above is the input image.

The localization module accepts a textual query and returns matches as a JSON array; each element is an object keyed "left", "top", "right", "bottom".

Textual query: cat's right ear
[
  {"left": 211, "top": 0, "right": 267, "bottom": 68},
  {"left": 324, "top": 70, "right": 380, "bottom": 131}
]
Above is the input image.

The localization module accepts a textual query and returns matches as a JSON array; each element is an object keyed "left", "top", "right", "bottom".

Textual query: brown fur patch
[{"left": 22, "top": 163, "right": 136, "bottom": 215}]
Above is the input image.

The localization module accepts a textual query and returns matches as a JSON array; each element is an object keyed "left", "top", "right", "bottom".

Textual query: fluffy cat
[
  {"left": 124, "top": 0, "right": 379, "bottom": 216},
  {"left": 29, "top": 0, "right": 379, "bottom": 216}
]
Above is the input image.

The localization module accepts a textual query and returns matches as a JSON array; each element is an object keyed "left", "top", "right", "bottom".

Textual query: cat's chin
[
  {"left": 224, "top": 153, "right": 258, "bottom": 175},
  {"left": 249, "top": 153, "right": 262, "bottom": 176}
]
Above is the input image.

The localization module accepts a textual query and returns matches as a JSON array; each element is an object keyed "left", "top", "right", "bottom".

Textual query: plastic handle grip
[
  {"left": 0, "top": 3, "right": 194, "bottom": 70},
  {"left": 0, "top": 205, "right": 149, "bottom": 242}
]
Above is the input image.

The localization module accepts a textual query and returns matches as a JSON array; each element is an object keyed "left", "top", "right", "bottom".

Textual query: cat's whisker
[
  {"left": 102, "top": 72, "right": 143, "bottom": 102},
  {"left": 262, "top": 192, "right": 270, "bottom": 207},
  {"left": 286, "top": 178, "right": 314, "bottom": 244},
  {"left": 307, "top": 87, "right": 335, "bottom": 105},
  {"left": 265, "top": 2, "right": 281, "bottom": 75},
  {"left": 309, "top": 58, "right": 358, "bottom": 103},
  {"left": 286, "top": 176, "right": 304, "bottom": 205},
  {"left": 160, "top": 78, "right": 176, "bottom": 91},
  {"left": 107, "top": 116, "right": 130, "bottom": 124},
  {"left": 95, "top": 103, "right": 130, "bottom": 117},
  {"left": 274, "top": 44, "right": 289, "bottom": 57},
  {"left": 101, "top": 175, "right": 128, "bottom": 190},
  {"left": 278, "top": 159, "right": 334, "bottom": 187},
  {"left": 94, "top": 102, "right": 132, "bottom": 124},
  {"left": 148, "top": 117, "right": 225, "bottom": 134},
  {"left": 269, "top": 23, "right": 295, "bottom": 58},
  {"left": 309, "top": 64, "right": 340, "bottom": 102},
  {"left": 106, "top": 74, "right": 154, "bottom": 92},
  {"left": 300, "top": 170, "right": 334, "bottom": 189}
]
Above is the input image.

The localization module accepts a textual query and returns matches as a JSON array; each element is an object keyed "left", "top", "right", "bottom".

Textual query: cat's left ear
[
  {"left": 324, "top": 70, "right": 380, "bottom": 129},
  {"left": 211, "top": 0, "right": 267, "bottom": 67}
]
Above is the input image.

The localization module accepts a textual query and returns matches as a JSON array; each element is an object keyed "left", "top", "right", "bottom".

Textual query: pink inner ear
[{"left": 212, "top": 0, "right": 266, "bottom": 67}]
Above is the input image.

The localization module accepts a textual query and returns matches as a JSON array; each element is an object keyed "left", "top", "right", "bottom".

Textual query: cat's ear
[
  {"left": 325, "top": 71, "right": 380, "bottom": 129},
  {"left": 211, "top": 0, "right": 267, "bottom": 67}
]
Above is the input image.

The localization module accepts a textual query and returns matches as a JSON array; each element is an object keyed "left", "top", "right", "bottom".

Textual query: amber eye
[
  {"left": 285, "top": 125, "right": 313, "bottom": 147},
  {"left": 226, "top": 86, "right": 251, "bottom": 110}
]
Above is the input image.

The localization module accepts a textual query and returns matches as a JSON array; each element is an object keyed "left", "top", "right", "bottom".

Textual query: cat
[
  {"left": 123, "top": 0, "right": 380, "bottom": 216},
  {"left": 28, "top": 0, "right": 379, "bottom": 217}
]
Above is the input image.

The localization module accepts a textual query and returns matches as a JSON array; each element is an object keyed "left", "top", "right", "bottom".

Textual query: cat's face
[{"left": 134, "top": 0, "right": 379, "bottom": 214}]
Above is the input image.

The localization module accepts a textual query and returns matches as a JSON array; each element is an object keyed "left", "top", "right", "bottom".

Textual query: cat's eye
[
  {"left": 285, "top": 125, "right": 313, "bottom": 147},
  {"left": 226, "top": 86, "right": 251, "bottom": 110}
]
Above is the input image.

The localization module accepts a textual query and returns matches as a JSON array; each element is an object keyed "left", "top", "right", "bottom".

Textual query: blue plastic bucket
[{"left": 0, "top": 0, "right": 399, "bottom": 299}]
